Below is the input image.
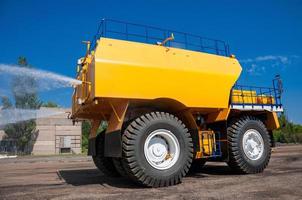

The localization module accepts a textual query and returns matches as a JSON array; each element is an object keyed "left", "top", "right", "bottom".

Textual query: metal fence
[
  {"left": 90, "top": 19, "right": 230, "bottom": 56},
  {"left": 231, "top": 76, "right": 283, "bottom": 109}
]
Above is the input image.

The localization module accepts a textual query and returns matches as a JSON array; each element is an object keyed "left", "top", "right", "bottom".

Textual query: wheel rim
[
  {"left": 144, "top": 129, "right": 180, "bottom": 170},
  {"left": 242, "top": 129, "right": 264, "bottom": 161}
]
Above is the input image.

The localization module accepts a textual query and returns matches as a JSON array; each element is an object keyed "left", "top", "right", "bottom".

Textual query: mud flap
[
  {"left": 104, "top": 130, "right": 122, "bottom": 157},
  {"left": 88, "top": 137, "right": 97, "bottom": 156},
  {"left": 189, "top": 128, "right": 200, "bottom": 156}
]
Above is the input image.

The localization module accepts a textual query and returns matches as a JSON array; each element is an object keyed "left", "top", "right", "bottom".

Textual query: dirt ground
[{"left": 0, "top": 145, "right": 301, "bottom": 200}]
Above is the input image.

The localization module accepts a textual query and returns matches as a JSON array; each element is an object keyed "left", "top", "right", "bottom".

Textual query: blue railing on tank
[
  {"left": 231, "top": 76, "right": 283, "bottom": 110},
  {"left": 90, "top": 19, "right": 231, "bottom": 57}
]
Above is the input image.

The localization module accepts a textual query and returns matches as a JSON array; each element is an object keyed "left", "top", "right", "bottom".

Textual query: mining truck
[{"left": 71, "top": 19, "right": 283, "bottom": 187}]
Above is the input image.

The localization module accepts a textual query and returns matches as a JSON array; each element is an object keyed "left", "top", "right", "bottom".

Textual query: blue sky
[{"left": 0, "top": 0, "right": 301, "bottom": 123}]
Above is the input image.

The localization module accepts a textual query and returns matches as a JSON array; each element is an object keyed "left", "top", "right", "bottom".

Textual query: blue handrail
[
  {"left": 90, "top": 19, "right": 231, "bottom": 57},
  {"left": 231, "top": 76, "right": 283, "bottom": 109}
]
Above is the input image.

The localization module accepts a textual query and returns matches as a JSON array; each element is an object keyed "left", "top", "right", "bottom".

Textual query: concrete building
[{"left": 0, "top": 108, "right": 82, "bottom": 155}]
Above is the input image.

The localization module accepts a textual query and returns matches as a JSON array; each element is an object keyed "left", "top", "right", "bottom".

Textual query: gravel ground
[{"left": 0, "top": 144, "right": 301, "bottom": 200}]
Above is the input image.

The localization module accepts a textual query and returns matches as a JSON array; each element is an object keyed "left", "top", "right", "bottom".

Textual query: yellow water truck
[{"left": 71, "top": 19, "right": 283, "bottom": 187}]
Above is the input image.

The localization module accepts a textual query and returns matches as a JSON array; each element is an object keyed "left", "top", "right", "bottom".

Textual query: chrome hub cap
[
  {"left": 242, "top": 129, "right": 264, "bottom": 160},
  {"left": 144, "top": 129, "right": 180, "bottom": 170}
]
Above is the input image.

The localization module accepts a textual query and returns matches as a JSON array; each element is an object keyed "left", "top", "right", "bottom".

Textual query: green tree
[
  {"left": 3, "top": 57, "right": 42, "bottom": 154},
  {"left": 1, "top": 96, "right": 12, "bottom": 109},
  {"left": 273, "top": 113, "right": 302, "bottom": 143},
  {"left": 81, "top": 120, "right": 107, "bottom": 152},
  {"left": 42, "top": 101, "right": 59, "bottom": 108},
  {"left": 81, "top": 121, "right": 91, "bottom": 153}
]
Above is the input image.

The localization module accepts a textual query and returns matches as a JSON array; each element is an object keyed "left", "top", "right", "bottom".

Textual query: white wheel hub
[
  {"left": 144, "top": 129, "right": 180, "bottom": 170},
  {"left": 242, "top": 129, "right": 264, "bottom": 161}
]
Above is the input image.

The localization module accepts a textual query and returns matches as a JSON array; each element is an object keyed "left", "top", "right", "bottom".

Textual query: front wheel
[
  {"left": 227, "top": 116, "right": 271, "bottom": 174},
  {"left": 121, "top": 112, "right": 193, "bottom": 187}
]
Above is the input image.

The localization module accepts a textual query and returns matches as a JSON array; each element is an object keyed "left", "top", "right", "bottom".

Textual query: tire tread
[
  {"left": 227, "top": 116, "right": 271, "bottom": 174},
  {"left": 121, "top": 112, "right": 193, "bottom": 187}
]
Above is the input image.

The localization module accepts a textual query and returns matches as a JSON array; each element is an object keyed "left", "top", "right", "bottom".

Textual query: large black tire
[
  {"left": 227, "top": 116, "right": 271, "bottom": 174},
  {"left": 188, "top": 159, "right": 206, "bottom": 173},
  {"left": 112, "top": 158, "right": 128, "bottom": 177},
  {"left": 121, "top": 112, "right": 193, "bottom": 187},
  {"left": 92, "top": 131, "right": 120, "bottom": 177}
]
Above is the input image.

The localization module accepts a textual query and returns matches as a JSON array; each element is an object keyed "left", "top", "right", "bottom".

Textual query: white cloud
[
  {"left": 240, "top": 55, "right": 294, "bottom": 64},
  {"left": 239, "top": 55, "right": 299, "bottom": 75},
  {"left": 246, "top": 64, "right": 262, "bottom": 75}
]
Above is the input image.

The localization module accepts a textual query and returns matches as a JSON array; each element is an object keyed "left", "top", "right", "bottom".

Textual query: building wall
[
  {"left": 33, "top": 108, "right": 82, "bottom": 155},
  {"left": 0, "top": 108, "right": 82, "bottom": 155},
  {"left": 0, "top": 130, "right": 5, "bottom": 140}
]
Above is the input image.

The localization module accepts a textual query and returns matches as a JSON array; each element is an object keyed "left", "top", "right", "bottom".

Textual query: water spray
[
  {"left": 0, "top": 108, "right": 65, "bottom": 126},
  {"left": 0, "top": 64, "right": 82, "bottom": 126},
  {"left": 0, "top": 64, "right": 82, "bottom": 89}
]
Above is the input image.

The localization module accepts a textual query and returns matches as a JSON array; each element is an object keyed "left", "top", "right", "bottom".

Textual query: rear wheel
[
  {"left": 112, "top": 158, "right": 128, "bottom": 177},
  {"left": 92, "top": 131, "right": 120, "bottom": 177},
  {"left": 121, "top": 112, "right": 193, "bottom": 187},
  {"left": 227, "top": 116, "right": 271, "bottom": 174}
]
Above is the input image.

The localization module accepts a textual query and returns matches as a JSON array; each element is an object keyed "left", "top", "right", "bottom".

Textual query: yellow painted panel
[
  {"left": 196, "top": 130, "right": 215, "bottom": 158},
  {"left": 93, "top": 38, "right": 242, "bottom": 108},
  {"left": 232, "top": 90, "right": 275, "bottom": 105},
  {"left": 257, "top": 95, "right": 275, "bottom": 104},
  {"left": 266, "top": 112, "right": 280, "bottom": 130},
  {"left": 232, "top": 90, "right": 257, "bottom": 104},
  {"left": 206, "top": 108, "right": 230, "bottom": 123}
]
